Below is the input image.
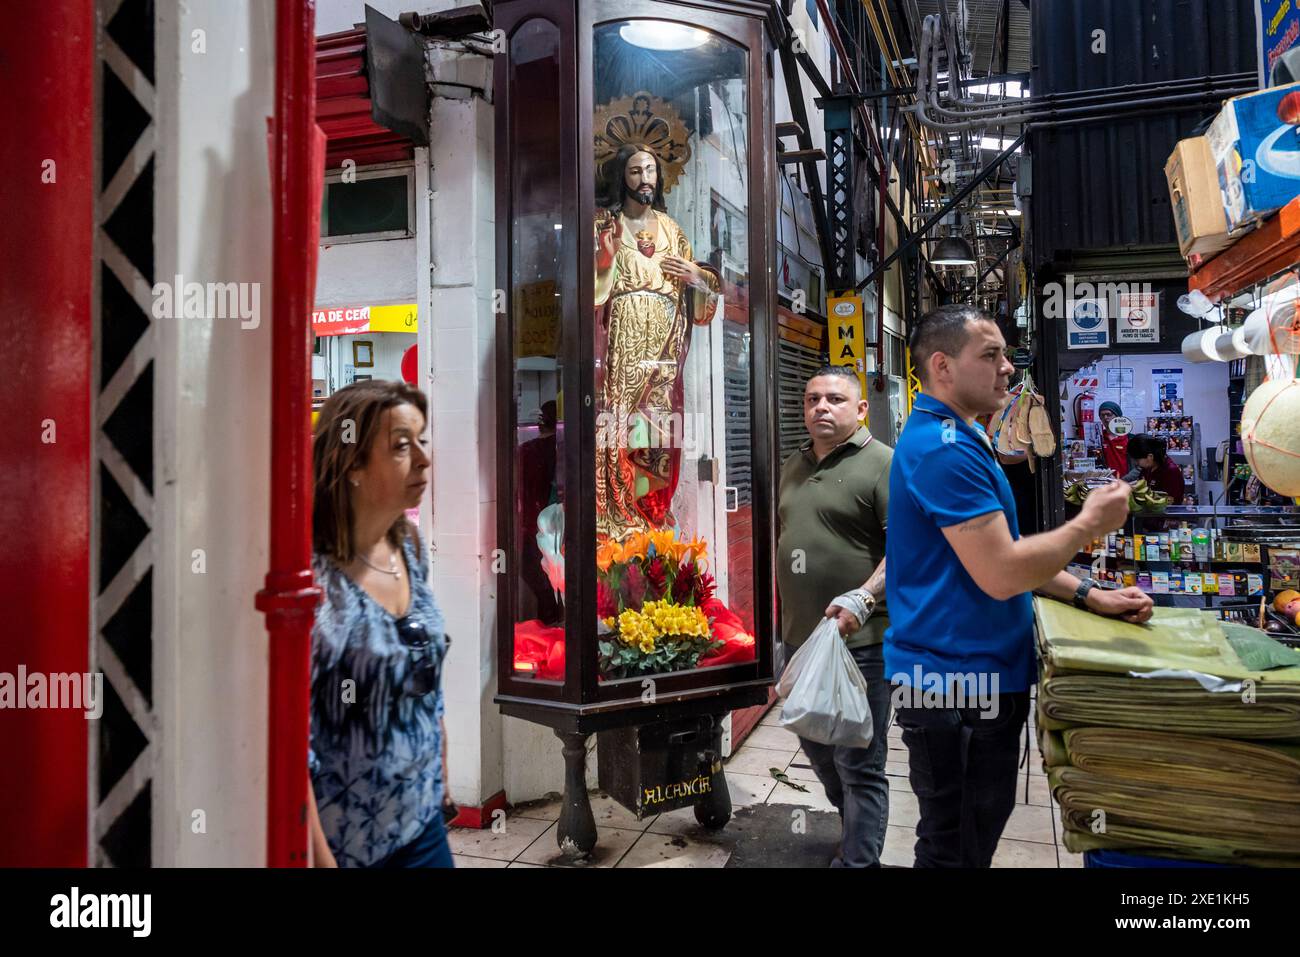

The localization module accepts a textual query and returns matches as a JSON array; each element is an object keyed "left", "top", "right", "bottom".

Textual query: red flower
[
  {"left": 673, "top": 562, "right": 697, "bottom": 604},
  {"left": 621, "top": 563, "right": 647, "bottom": 608},
  {"left": 596, "top": 579, "right": 618, "bottom": 618},
  {"left": 645, "top": 557, "right": 668, "bottom": 600},
  {"left": 693, "top": 571, "right": 716, "bottom": 606}
]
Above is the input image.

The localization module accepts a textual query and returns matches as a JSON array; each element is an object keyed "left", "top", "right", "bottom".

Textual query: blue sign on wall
[{"left": 1258, "top": 0, "right": 1300, "bottom": 85}]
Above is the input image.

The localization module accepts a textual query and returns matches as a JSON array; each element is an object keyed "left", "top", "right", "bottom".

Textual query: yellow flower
[
  {"left": 643, "top": 599, "right": 710, "bottom": 639},
  {"left": 623, "top": 531, "right": 650, "bottom": 562},
  {"left": 648, "top": 529, "right": 677, "bottom": 560},
  {"left": 617, "top": 607, "right": 660, "bottom": 651}
]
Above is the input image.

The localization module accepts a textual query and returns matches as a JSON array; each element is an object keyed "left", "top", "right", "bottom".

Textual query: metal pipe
[
  {"left": 1027, "top": 97, "right": 1253, "bottom": 129},
  {"left": 927, "top": 75, "right": 1254, "bottom": 121},
  {"left": 908, "top": 84, "right": 1252, "bottom": 133},
  {"left": 920, "top": 76, "right": 1253, "bottom": 121},
  {"left": 917, "top": 12, "right": 1250, "bottom": 116},
  {"left": 876, "top": 105, "right": 888, "bottom": 386},
  {"left": 914, "top": 14, "right": 1251, "bottom": 126},
  {"left": 856, "top": 130, "right": 1026, "bottom": 293},
  {"left": 796, "top": 41, "right": 925, "bottom": 284},
  {"left": 256, "top": 0, "right": 322, "bottom": 868}
]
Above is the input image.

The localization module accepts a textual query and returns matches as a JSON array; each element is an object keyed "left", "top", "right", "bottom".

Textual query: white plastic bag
[{"left": 776, "top": 618, "right": 874, "bottom": 749}]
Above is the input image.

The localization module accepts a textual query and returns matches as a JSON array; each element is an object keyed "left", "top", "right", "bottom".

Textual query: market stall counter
[{"left": 1033, "top": 597, "right": 1300, "bottom": 867}]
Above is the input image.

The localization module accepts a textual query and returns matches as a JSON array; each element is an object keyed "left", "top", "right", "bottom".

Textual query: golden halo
[{"left": 594, "top": 91, "right": 692, "bottom": 195}]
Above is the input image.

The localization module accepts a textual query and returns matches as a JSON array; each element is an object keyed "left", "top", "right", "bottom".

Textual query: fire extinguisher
[{"left": 1074, "top": 390, "right": 1096, "bottom": 441}]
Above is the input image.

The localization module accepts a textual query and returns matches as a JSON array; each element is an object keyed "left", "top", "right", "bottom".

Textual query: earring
[{"left": 350, "top": 479, "right": 360, "bottom": 487}]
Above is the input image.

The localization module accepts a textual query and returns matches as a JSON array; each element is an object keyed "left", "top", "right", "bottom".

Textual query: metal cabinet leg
[
  {"left": 555, "top": 730, "right": 597, "bottom": 859},
  {"left": 694, "top": 715, "right": 732, "bottom": 830}
]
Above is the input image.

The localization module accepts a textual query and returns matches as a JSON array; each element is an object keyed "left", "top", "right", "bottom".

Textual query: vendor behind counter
[
  {"left": 1122, "top": 433, "right": 1185, "bottom": 505},
  {"left": 1096, "top": 401, "right": 1130, "bottom": 477}
]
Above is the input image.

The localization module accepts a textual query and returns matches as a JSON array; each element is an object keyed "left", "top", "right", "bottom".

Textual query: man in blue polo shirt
[{"left": 885, "top": 304, "right": 1152, "bottom": 868}]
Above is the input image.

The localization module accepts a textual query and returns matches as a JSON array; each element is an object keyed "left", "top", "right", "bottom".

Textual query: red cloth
[
  {"left": 513, "top": 620, "right": 566, "bottom": 680},
  {"left": 1141, "top": 457, "right": 1186, "bottom": 505},
  {"left": 1100, "top": 432, "right": 1129, "bottom": 477},
  {"left": 699, "top": 598, "right": 758, "bottom": 666}
]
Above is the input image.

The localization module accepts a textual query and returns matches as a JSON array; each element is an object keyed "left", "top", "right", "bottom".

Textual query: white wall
[
  {"left": 316, "top": 236, "right": 418, "bottom": 309},
  {"left": 153, "top": 0, "right": 274, "bottom": 866},
  {"left": 424, "top": 77, "right": 514, "bottom": 808},
  {"left": 328, "top": 331, "right": 416, "bottom": 387},
  {"left": 316, "top": 0, "right": 449, "bottom": 36}
]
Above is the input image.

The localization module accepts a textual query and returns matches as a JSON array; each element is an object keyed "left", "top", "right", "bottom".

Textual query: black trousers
[{"left": 892, "top": 688, "right": 1030, "bottom": 868}]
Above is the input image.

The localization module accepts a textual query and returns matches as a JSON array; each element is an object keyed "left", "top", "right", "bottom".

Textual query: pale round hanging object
[
  {"left": 1231, "top": 325, "right": 1252, "bottom": 356},
  {"left": 1241, "top": 378, "right": 1300, "bottom": 495},
  {"left": 1180, "top": 326, "right": 1228, "bottom": 363},
  {"left": 1241, "top": 297, "right": 1300, "bottom": 355},
  {"left": 1215, "top": 331, "right": 1250, "bottom": 360}
]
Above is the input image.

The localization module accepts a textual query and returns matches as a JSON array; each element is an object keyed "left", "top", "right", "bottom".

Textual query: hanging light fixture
[
  {"left": 619, "top": 22, "right": 710, "bottom": 50},
  {"left": 931, "top": 235, "right": 977, "bottom": 266}
]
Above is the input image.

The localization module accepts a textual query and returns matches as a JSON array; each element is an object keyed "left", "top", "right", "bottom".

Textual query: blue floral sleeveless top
[{"left": 308, "top": 528, "right": 448, "bottom": 868}]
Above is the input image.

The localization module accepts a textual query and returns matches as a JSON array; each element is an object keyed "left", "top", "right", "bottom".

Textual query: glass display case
[{"left": 493, "top": 0, "right": 780, "bottom": 732}]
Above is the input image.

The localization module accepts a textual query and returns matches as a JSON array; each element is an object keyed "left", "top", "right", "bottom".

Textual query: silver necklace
[{"left": 356, "top": 547, "right": 401, "bottom": 580}]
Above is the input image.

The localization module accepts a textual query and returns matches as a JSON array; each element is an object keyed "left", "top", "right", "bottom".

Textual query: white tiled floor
[{"left": 448, "top": 702, "right": 1083, "bottom": 869}]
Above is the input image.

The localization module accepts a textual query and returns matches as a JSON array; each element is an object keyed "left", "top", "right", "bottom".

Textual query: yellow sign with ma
[{"left": 827, "top": 294, "right": 867, "bottom": 420}]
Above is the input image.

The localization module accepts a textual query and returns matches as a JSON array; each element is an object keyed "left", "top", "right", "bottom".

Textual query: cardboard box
[
  {"left": 1206, "top": 82, "right": 1300, "bottom": 231},
  {"left": 1165, "top": 136, "right": 1235, "bottom": 259}
]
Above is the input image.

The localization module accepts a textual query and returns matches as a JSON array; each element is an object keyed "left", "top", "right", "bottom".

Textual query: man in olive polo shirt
[{"left": 777, "top": 364, "right": 892, "bottom": 867}]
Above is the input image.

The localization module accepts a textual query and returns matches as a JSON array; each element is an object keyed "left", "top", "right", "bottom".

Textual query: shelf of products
[{"left": 1069, "top": 508, "right": 1300, "bottom": 604}]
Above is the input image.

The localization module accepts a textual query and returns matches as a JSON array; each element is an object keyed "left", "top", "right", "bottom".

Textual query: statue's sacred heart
[{"left": 635, "top": 230, "right": 655, "bottom": 258}]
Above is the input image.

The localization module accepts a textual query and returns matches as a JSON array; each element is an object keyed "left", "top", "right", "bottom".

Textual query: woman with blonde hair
[{"left": 306, "top": 379, "right": 453, "bottom": 868}]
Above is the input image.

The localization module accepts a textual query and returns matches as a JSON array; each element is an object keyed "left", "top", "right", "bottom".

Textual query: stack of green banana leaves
[
  {"left": 1034, "top": 599, "right": 1300, "bottom": 865},
  {"left": 1064, "top": 478, "right": 1170, "bottom": 513}
]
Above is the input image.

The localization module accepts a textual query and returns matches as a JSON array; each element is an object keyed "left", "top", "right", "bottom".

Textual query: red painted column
[
  {"left": 0, "top": 0, "right": 94, "bottom": 866},
  {"left": 256, "top": 0, "right": 323, "bottom": 867}
]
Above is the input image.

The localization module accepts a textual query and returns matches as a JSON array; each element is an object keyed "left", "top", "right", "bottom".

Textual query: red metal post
[
  {"left": 0, "top": 0, "right": 93, "bottom": 866},
  {"left": 256, "top": 0, "right": 322, "bottom": 868}
]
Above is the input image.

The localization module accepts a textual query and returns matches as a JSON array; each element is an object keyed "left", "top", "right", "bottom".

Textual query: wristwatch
[
  {"left": 1073, "top": 578, "right": 1099, "bottom": 610},
  {"left": 854, "top": 589, "right": 877, "bottom": 619}
]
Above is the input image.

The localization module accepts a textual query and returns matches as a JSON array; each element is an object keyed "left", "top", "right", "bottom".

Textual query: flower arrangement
[{"left": 596, "top": 529, "right": 723, "bottom": 678}]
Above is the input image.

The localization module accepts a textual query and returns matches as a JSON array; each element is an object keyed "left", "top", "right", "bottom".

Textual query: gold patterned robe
[{"left": 595, "top": 210, "right": 722, "bottom": 541}]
